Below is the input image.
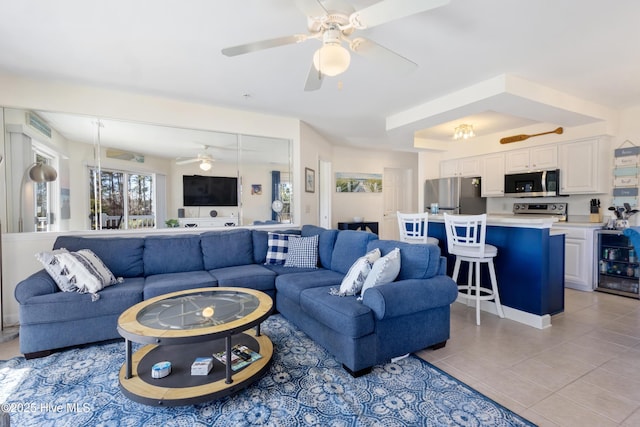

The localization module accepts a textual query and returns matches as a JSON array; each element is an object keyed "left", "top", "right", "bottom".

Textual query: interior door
[
  {"left": 319, "top": 160, "right": 331, "bottom": 228},
  {"left": 382, "top": 168, "right": 413, "bottom": 240}
]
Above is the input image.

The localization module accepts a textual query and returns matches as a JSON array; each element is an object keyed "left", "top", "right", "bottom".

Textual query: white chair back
[
  {"left": 397, "top": 211, "right": 429, "bottom": 244},
  {"left": 443, "top": 213, "right": 488, "bottom": 258}
]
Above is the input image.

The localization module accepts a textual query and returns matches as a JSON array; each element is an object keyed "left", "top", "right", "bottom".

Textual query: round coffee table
[{"left": 117, "top": 287, "right": 273, "bottom": 406}]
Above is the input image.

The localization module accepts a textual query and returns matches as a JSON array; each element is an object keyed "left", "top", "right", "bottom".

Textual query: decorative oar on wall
[{"left": 500, "top": 127, "right": 563, "bottom": 144}]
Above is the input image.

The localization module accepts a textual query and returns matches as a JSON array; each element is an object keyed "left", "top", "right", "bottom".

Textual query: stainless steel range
[{"left": 512, "top": 202, "right": 568, "bottom": 221}]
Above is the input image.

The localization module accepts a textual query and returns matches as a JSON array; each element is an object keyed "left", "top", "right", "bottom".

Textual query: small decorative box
[
  {"left": 151, "top": 361, "right": 171, "bottom": 379},
  {"left": 191, "top": 357, "right": 213, "bottom": 376}
]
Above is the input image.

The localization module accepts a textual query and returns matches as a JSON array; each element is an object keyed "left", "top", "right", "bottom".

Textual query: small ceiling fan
[
  {"left": 221, "top": 0, "right": 449, "bottom": 91},
  {"left": 176, "top": 146, "right": 215, "bottom": 171}
]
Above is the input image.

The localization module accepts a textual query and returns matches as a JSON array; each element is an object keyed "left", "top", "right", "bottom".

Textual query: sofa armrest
[
  {"left": 14, "top": 270, "right": 59, "bottom": 304},
  {"left": 362, "top": 276, "right": 458, "bottom": 320}
]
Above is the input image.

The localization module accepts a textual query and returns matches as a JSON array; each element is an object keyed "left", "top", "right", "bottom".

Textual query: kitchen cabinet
[
  {"left": 481, "top": 153, "right": 505, "bottom": 197},
  {"left": 440, "top": 157, "right": 481, "bottom": 177},
  {"left": 554, "top": 225, "right": 596, "bottom": 292},
  {"left": 505, "top": 145, "right": 557, "bottom": 173},
  {"left": 559, "top": 138, "right": 608, "bottom": 194}
]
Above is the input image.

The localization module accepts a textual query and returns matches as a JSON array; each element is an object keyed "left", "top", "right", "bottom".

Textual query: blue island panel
[{"left": 429, "top": 222, "right": 564, "bottom": 316}]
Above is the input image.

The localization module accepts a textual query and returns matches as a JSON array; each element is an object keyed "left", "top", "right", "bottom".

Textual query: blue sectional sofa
[{"left": 14, "top": 225, "right": 458, "bottom": 375}]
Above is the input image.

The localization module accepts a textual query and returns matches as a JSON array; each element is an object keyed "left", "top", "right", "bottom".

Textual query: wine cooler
[{"left": 596, "top": 229, "right": 640, "bottom": 298}]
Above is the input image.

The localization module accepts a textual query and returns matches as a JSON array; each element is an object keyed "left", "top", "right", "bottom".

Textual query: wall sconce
[
  {"left": 453, "top": 124, "right": 475, "bottom": 140},
  {"left": 18, "top": 162, "right": 58, "bottom": 232}
]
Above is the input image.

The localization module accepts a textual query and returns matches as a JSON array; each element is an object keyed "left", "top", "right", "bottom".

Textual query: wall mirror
[{"left": 2, "top": 107, "right": 292, "bottom": 233}]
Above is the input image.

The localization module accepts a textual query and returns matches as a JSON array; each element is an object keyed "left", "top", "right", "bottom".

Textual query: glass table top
[{"left": 136, "top": 290, "right": 260, "bottom": 330}]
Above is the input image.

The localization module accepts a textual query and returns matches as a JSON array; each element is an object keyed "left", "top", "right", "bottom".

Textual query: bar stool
[
  {"left": 443, "top": 213, "right": 504, "bottom": 325},
  {"left": 396, "top": 211, "right": 439, "bottom": 245}
]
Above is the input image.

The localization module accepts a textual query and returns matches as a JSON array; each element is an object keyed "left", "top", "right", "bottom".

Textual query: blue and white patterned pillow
[
  {"left": 37, "top": 248, "right": 121, "bottom": 301},
  {"left": 36, "top": 248, "right": 75, "bottom": 292},
  {"left": 331, "top": 248, "right": 381, "bottom": 296},
  {"left": 265, "top": 232, "right": 292, "bottom": 265},
  {"left": 284, "top": 235, "right": 319, "bottom": 269}
]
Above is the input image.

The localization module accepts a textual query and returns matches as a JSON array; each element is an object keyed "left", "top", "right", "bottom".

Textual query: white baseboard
[
  {"left": 455, "top": 297, "right": 552, "bottom": 329},
  {"left": 565, "top": 282, "right": 593, "bottom": 292}
]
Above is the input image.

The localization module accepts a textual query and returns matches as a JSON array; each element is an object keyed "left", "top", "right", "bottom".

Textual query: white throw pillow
[
  {"left": 50, "top": 249, "right": 120, "bottom": 301},
  {"left": 35, "top": 248, "right": 75, "bottom": 292},
  {"left": 334, "top": 248, "right": 381, "bottom": 296},
  {"left": 360, "top": 248, "right": 401, "bottom": 298}
]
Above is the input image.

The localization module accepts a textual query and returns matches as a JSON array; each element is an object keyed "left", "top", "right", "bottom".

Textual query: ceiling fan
[
  {"left": 221, "top": 0, "right": 449, "bottom": 91},
  {"left": 176, "top": 146, "right": 215, "bottom": 171}
]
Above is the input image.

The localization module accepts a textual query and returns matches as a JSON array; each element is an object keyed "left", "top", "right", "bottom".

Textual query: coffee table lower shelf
[{"left": 119, "top": 331, "right": 273, "bottom": 406}]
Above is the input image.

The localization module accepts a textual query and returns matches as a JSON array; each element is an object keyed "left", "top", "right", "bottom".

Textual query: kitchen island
[{"left": 428, "top": 214, "right": 565, "bottom": 329}]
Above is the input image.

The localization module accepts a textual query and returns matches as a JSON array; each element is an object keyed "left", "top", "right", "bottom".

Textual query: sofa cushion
[
  {"left": 300, "top": 286, "right": 375, "bottom": 338},
  {"left": 367, "top": 240, "right": 441, "bottom": 280},
  {"left": 143, "top": 271, "right": 218, "bottom": 300},
  {"left": 251, "top": 229, "right": 301, "bottom": 264},
  {"left": 360, "top": 247, "right": 401, "bottom": 298},
  {"left": 201, "top": 229, "right": 254, "bottom": 270},
  {"left": 18, "top": 277, "right": 145, "bottom": 325},
  {"left": 284, "top": 235, "right": 319, "bottom": 269},
  {"left": 53, "top": 236, "right": 145, "bottom": 278},
  {"left": 210, "top": 264, "right": 276, "bottom": 292},
  {"left": 263, "top": 264, "right": 319, "bottom": 275},
  {"left": 143, "top": 235, "right": 204, "bottom": 275},
  {"left": 275, "top": 269, "right": 344, "bottom": 304},
  {"left": 301, "top": 225, "right": 338, "bottom": 269},
  {"left": 264, "top": 232, "right": 292, "bottom": 265},
  {"left": 336, "top": 248, "right": 380, "bottom": 296},
  {"left": 330, "top": 230, "right": 379, "bottom": 274}
]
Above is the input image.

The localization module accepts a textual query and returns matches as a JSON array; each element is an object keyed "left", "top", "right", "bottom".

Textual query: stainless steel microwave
[{"left": 504, "top": 169, "right": 560, "bottom": 197}]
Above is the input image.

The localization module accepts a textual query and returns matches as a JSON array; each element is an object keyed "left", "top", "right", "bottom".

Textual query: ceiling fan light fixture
[
  {"left": 313, "top": 43, "right": 351, "bottom": 77},
  {"left": 199, "top": 160, "right": 212, "bottom": 171},
  {"left": 453, "top": 124, "right": 475, "bottom": 140}
]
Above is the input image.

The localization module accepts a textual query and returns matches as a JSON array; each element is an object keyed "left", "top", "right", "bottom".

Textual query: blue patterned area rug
[{"left": 0, "top": 315, "right": 535, "bottom": 426}]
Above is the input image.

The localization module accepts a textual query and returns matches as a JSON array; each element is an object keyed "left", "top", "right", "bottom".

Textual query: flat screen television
[{"left": 183, "top": 175, "right": 238, "bottom": 207}]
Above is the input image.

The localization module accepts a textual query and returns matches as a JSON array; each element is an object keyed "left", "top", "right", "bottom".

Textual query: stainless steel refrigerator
[{"left": 424, "top": 177, "right": 486, "bottom": 214}]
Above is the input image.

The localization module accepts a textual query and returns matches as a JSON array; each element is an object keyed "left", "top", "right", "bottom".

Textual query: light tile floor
[
  {"left": 0, "top": 289, "right": 638, "bottom": 425},
  {"left": 416, "top": 289, "right": 640, "bottom": 426}
]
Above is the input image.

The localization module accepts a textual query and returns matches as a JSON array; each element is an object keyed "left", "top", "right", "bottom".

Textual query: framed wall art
[{"left": 305, "top": 167, "right": 315, "bottom": 193}]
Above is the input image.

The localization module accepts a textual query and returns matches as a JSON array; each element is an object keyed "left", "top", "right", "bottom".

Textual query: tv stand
[{"left": 178, "top": 217, "right": 237, "bottom": 228}]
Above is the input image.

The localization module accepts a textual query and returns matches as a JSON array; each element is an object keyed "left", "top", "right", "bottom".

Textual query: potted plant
[{"left": 165, "top": 219, "right": 180, "bottom": 228}]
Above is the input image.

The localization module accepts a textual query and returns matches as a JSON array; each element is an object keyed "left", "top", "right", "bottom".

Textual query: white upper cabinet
[
  {"left": 559, "top": 138, "right": 607, "bottom": 194},
  {"left": 440, "top": 157, "right": 481, "bottom": 177},
  {"left": 505, "top": 145, "right": 557, "bottom": 173},
  {"left": 481, "top": 153, "right": 505, "bottom": 197}
]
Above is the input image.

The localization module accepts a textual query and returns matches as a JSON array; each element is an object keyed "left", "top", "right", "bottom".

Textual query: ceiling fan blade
[
  {"left": 176, "top": 158, "right": 200, "bottom": 165},
  {"left": 294, "top": 0, "right": 328, "bottom": 18},
  {"left": 222, "top": 34, "right": 307, "bottom": 57},
  {"left": 304, "top": 62, "right": 324, "bottom": 91},
  {"left": 350, "top": 37, "right": 417, "bottom": 74},
  {"left": 350, "top": 0, "right": 449, "bottom": 29}
]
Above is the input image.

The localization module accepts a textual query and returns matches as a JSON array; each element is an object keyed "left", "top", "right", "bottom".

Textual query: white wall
[
  {"left": 299, "top": 122, "right": 333, "bottom": 226},
  {"left": 331, "top": 146, "right": 418, "bottom": 235}
]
